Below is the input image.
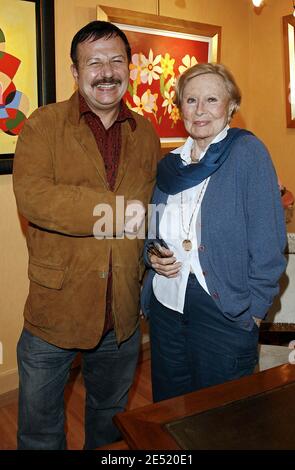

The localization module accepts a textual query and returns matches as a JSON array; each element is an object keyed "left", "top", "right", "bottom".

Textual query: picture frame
[
  {"left": 283, "top": 14, "right": 295, "bottom": 128},
  {"left": 0, "top": 0, "right": 56, "bottom": 175},
  {"left": 97, "top": 5, "right": 221, "bottom": 151}
]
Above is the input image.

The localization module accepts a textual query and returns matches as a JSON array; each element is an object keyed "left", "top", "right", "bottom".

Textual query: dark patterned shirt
[{"left": 79, "top": 94, "right": 136, "bottom": 336}]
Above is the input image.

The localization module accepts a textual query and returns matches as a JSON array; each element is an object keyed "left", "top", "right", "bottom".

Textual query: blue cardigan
[{"left": 141, "top": 133, "right": 287, "bottom": 331}]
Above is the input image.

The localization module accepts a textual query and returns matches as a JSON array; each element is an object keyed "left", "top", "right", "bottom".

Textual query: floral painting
[{"left": 122, "top": 27, "right": 211, "bottom": 140}]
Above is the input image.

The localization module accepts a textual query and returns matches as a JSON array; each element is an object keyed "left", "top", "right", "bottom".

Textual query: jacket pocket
[{"left": 28, "top": 259, "right": 66, "bottom": 290}]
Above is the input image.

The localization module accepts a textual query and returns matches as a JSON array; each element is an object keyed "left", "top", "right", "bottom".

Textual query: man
[{"left": 13, "top": 21, "right": 160, "bottom": 450}]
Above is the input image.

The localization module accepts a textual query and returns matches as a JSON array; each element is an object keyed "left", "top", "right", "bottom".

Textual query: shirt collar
[
  {"left": 172, "top": 125, "right": 230, "bottom": 164},
  {"left": 78, "top": 93, "right": 136, "bottom": 131}
]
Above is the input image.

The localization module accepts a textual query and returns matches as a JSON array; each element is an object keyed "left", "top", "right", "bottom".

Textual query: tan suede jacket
[{"left": 13, "top": 92, "right": 160, "bottom": 349}]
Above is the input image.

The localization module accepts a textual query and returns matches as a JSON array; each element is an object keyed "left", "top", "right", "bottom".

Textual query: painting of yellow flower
[{"left": 123, "top": 27, "right": 211, "bottom": 139}]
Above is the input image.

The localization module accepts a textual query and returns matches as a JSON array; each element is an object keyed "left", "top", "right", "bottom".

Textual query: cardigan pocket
[{"left": 28, "top": 258, "right": 66, "bottom": 290}]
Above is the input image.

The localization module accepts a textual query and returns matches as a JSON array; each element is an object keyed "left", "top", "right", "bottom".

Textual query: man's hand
[
  {"left": 252, "top": 316, "right": 262, "bottom": 328},
  {"left": 125, "top": 200, "right": 145, "bottom": 235}
]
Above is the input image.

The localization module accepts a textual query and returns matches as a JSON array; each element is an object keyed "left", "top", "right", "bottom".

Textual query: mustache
[{"left": 92, "top": 78, "right": 121, "bottom": 87}]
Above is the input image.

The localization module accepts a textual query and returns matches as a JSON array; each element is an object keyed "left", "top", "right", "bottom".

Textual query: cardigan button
[
  {"left": 212, "top": 292, "right": 219, "bottom": 299},
  {"left": 202, "top": 270, "right": 207, "bottom": 276},
  {"left": 198, "top": 244, "right": 205, "bottom": 251}
]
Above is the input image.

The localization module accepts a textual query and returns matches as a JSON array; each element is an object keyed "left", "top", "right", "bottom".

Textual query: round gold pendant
[{"left": 182, "top": 239, "right": 192, "bottom": 251}]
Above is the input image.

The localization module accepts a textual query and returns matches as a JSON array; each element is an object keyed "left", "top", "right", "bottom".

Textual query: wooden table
[{"left": 114, "top": 363, "right": 295, "bottom": 450}]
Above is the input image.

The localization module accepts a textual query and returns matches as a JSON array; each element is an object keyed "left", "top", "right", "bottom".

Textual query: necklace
[{"left": 180, "top": 179, "right": 208, "bottom": 251}]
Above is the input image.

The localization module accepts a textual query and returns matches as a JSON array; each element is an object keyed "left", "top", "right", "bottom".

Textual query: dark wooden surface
[
  {"left": 114, "top": 363, "right": 295, "bottom": 450},
  {"left": 259, "top": 321, "right": 295, "bottom": 345}
]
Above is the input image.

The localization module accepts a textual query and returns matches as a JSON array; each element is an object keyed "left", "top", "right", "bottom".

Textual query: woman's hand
[{"left": 149, "top": 247, "right": 181, "bottom": 278}]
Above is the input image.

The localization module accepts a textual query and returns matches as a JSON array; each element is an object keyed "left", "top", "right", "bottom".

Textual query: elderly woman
[{"left": 141, "top": 63, "right": 287, "bottom": 402}]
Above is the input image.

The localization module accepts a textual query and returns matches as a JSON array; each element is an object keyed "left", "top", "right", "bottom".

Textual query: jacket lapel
[
  {"left": 68, "top": 91, "right": 108, "bottom": 188},
  {"left": 113, "top": 120, "right": 135, "bottom": 192},
  {"left": 68, "top": 92, "right": 135, "bottom": 191},
  {"left": 73, "top": 119, "right": 108, "bottom": 189}
]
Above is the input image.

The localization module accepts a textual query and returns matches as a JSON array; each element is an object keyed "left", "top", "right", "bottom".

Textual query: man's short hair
[{"left": 70, "top": 20, "right": 131, "bottom": 65}]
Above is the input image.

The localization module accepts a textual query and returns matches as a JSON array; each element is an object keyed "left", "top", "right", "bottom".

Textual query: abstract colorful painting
[
  {"left": 0, "top": 0, "right": 55, "bottom": 174},
  {"left": 0, "top": 0, "right": 38, "bottom": 155},
  {"left": 0, "top": 28, "right": 30, "bottom": 137}
]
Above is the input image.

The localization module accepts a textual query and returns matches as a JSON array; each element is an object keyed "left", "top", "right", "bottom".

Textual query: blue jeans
[
  {"left": 17, "top": 327, "right": 140, "bottom": 449},
  {"left": 150, "top": 274, "right": 259, "bottom": 402}
]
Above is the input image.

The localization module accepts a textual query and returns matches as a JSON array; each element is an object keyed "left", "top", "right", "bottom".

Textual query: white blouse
[{"left": 152, "top": 126, "right": 229, "bottom": 313}]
